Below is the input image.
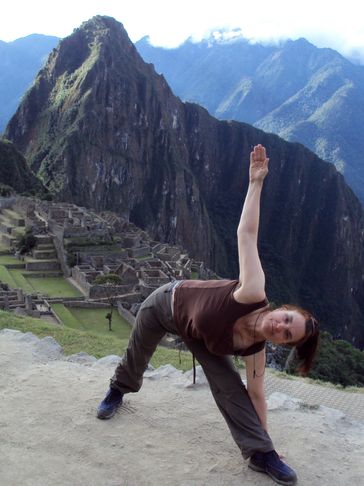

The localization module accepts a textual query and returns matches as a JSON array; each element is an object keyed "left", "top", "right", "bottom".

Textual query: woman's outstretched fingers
[{"left": 249, "top": 144, "right": 269, "bottom": 182}]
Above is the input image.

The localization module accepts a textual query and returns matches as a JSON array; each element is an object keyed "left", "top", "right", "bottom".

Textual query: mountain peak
[{"left": 77, "top": 15, "right": 125, "bottom": 35}]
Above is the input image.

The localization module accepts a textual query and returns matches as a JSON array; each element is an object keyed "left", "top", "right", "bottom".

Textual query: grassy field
[
  {"left": 0, "top": 254, "right": 82, "bottom": 297},
  {"left": 0, "top": 265, "right": 17, "bottom": 287},
  {"left": 0, "top": 310, "right": 194, "bottom": 370},
  {"left": 26, "top": 277, "right": 82, "bottom": 297},
  {"left": 52, "top": 304, "right": 131, "bottom": 340},
  {"left": 0, "top": 254, "right": 22, "bottom": 265}
]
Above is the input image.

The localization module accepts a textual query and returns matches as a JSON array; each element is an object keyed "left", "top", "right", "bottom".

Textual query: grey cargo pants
[{"left": 110, "top": 282, "right": 274, "bottom": 459}]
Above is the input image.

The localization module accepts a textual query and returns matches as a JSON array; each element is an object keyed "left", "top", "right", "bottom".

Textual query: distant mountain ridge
[
  {"left": 0, "top": 34, "right": 60, "bottom": 133},
  {"left": 2, "top": 33, "right": 363, "bottom": 204},
  {"left": 136, "top": 35, "right": 364, "bottom": 204},
  {"left": 4, "top": 16, "right": 364, "bottom": 347}
]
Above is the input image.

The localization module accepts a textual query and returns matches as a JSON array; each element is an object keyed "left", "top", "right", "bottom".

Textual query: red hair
[{"left": 280, "top": 304, "right": 320, "bottom": 376}]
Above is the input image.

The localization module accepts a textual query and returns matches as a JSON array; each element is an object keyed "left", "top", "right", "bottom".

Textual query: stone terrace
[{"left": 0, "top": 196, "right": 217, "bottom": 325}]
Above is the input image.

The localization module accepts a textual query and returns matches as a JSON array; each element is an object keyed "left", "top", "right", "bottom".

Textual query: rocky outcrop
[
  {"left": 5, "top": 17, "right": 364, "bottom": 347},
  {"left": 0, "top": 139, "right": 45, "bottom": 195}
]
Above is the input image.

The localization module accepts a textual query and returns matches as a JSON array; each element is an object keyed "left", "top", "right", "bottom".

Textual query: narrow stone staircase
[
  {"left": 0, "top": 208, "right": 26, "bottom": 249},
  {"left": 25, "top": 235, "right": 62, "bottom": 274}
]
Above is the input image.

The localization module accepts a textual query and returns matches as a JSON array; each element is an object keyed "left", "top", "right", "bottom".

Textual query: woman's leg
[
  {"left": 110, "top": 282, "right": 176, "bottom": 394},
  {"left": 185, "top": 339, "right": 274, "bottom": 459}
]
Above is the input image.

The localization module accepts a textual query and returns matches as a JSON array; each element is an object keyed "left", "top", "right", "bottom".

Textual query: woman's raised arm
[{"left": 233, "top": 144, "right": 269, "bottom": 304}]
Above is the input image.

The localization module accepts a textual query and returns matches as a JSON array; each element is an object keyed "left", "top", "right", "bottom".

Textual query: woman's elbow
[{"left": 237, "top": 228, "right": 255, "bottom": 241}]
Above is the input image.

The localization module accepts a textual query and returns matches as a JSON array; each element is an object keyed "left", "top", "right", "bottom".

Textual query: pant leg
[
  {"left": 185, "top": 339, "right": 274, "bottom": 459},
  {"left": 110, "top": 282, "right": 177, "bottom": 394}
]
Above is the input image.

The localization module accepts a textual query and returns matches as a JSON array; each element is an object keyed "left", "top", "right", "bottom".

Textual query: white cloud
[{"left": 1, "top": 0, "right": 363, "bottom": 62}]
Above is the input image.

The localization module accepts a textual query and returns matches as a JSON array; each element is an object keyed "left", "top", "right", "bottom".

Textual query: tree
[{"left": 94, "top": 274, "right": 123, "bottom": 331}]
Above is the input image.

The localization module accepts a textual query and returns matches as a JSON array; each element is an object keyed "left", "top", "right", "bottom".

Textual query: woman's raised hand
[{"left": 249, "top": 144, "right": 269, "bottom": 182}]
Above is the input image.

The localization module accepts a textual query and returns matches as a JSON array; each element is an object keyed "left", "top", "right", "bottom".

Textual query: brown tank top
[{"left": 173, "top": 279, "right": 268, "bottom": 356}]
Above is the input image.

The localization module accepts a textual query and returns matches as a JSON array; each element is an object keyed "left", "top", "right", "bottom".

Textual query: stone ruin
[{"left": 0, "top": 196, "right": 218, "bottom": 329}]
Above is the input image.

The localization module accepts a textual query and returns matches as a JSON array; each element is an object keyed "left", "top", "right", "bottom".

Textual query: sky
[{"left": 1, "top": 0, "right": 364, "bottom": 62}]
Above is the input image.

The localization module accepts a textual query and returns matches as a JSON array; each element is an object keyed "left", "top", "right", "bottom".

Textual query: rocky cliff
[
  {"left": 5, "top": 16, "right": 364, "bottom": 347},
  {"left": 0, "top": 138, "right": 45, "bottom": 195}
]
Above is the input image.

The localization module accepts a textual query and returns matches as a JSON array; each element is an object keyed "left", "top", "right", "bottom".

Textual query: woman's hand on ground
[{"left": 249, "top": 144, "right": 269, "bottom": 182}]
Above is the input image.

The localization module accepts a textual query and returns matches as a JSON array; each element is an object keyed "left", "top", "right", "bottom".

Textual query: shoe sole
[
  {"left": 248, "top": 462, "right": 297, "bottom": 486},
  {"left": 96, "top": 408, "right": 118, "bottom": 420}
]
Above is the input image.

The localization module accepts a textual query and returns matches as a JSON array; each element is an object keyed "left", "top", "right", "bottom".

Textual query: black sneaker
[
  {"left": 97, "top": 387, "right": 123, "bottom": 420},
  {"left": 248, "top": 450, "right": 297, "bottom": 485}
]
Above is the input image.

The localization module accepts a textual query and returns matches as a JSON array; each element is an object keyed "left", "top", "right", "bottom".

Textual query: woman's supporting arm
[
  {"left": 244, "top": 349, "right": 268, "bottom": 431},
  {"left": 234, "top": 144, "right": 269, "bottom": 303}
]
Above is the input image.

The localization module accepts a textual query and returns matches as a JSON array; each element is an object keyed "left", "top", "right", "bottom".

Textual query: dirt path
[{"left": 0, "top": 329, "right": 363, "bottom": 486}]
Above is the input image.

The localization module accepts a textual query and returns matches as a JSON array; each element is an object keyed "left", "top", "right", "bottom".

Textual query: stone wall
[
  {"left": 117, "top": 302, "right": 135, "bottom": 326},
  {"left": 89, "top": 284, "right": 136, "bottom": 299},
  {"left": 0, "top": 197, "right": 17, "bottom": 209}
]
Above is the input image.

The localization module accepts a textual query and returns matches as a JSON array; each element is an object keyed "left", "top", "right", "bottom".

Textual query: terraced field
[
  {"left": 51, "top": 304, "right": 131, "bottom": 339},
  {"left": 0, "top": 253, "right": 82, "bottom": 297}
]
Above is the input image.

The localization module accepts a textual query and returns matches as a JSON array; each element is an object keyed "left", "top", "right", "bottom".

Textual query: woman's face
[{"left": 261, "top": 308, "right": 306, "bottom": 345}]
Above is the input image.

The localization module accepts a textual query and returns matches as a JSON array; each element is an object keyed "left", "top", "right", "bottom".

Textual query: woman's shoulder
[{"left": 232, "top": 282, "right": 267, "bottom": 305}]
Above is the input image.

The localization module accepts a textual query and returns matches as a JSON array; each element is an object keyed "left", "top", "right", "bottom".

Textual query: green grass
[
  {"left": 11, "top": 227, "right": 26, "bottom": 237},
  {"left": 0, "top": 310, "right": 194, "bottom": 370},
  {"left": 52, "top": 304, "right": 131, "bottom": 339},
  {"left": 7, "top": 269, "right": 33, "bottom": 292},
  {"left": 24, "top": 257, "right": 58, "bottom": 263},
  {"left": 0, "top": 265, "right": 17, "bottom": 287},
  {"left": 26, "top": 277, "right": 82, "bottom": 297},
  {"left": 2, "top": 208, "right": 23, "bottom": 221},
  {"left": 51, "top": 303, "right": 82, "bottom": 328},
  {"left": 0, "top": 255, "right": 22, "bottom": 265},
  {"left": 191, "top": 271, "right": 198, "bottom": 279},
  {"left": 0, "top": 258, "right": 82, "bottom": 296}
]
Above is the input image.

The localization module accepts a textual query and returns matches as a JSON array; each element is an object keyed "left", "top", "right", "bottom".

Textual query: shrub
[
  {"left": 66, "top": 252, "right": 77, "bottom": 268},
  {"left": 17, "top": 230, "right": 37, "bottom": 255},
  {"left": 94, "top": 273, "right": 122, "bottom": 286},
  {"left": 0, "top": 183, "right": 14, "bottom": 197}
]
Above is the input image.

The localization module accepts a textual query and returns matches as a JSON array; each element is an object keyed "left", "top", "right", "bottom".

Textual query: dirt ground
[{"left": 0, "top": 329, "right": 363, "bottom": 486}]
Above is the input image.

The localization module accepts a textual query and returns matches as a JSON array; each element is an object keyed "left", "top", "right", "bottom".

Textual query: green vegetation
[
  {"left": 279, "top": 331, "right": 364, "bottom": 388},
  {"left": 0, "top": 254, "right": 23, "bottom": 265},
  {"left": 0, "top": 265, "right": 17, "bottom": 287},
  {"left": 66, "top": 252, "right": 77, "bottom": 267},
  {"left": 308, "top": 332, "right": 364, "bottom": 387},
  {"left": 0, "top": 251, "right": 82, "bottom": 297},
  {"left": 0, "top": 183, "right": 14, "bottom": 196},
  {"left": 94, "top": 273, "right": 122, "bottom": 285},
  {"left": 26, "top": 277, "right": 82, "bottom": 297},
  {"left": 137, "top": 254, "right": 153, "bottom": 261},
  {"left": 17, "top": 229, "right": 37, "bottom": 255},
  {"left": 0, "top": 310, "right": 194, "bottom": 370},
  {"left": 51, "top": 304, "right": 130, "bottom": 339},
  {"left": 51, "top": 304, "right": 80, "bottom": 328},
  {"left": 6, "top": 269, "right": 33, "bottom": 292}
]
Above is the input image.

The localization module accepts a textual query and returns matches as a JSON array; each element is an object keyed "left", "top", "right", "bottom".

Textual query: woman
[{"left": 97, "top": 144, "right": 319, "bottom": 486}]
